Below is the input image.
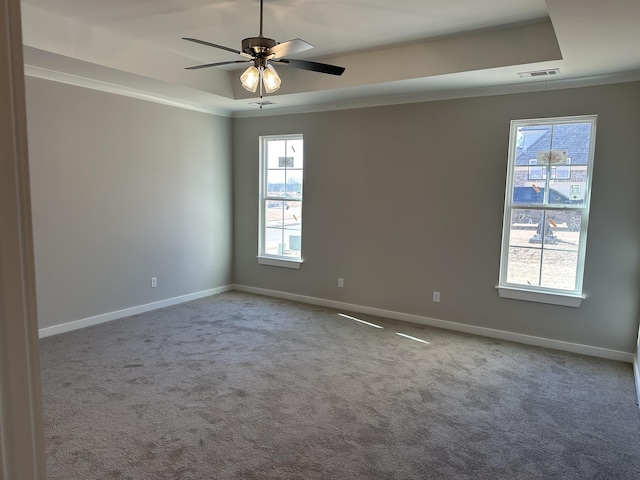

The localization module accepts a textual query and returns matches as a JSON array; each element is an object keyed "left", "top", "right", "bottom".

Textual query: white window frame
[
  {"left": 497, "top": 115, "right": 597, "bottom": 307},
  {"left": 257, "top": 134, "right": 304, "bottom": 269}
]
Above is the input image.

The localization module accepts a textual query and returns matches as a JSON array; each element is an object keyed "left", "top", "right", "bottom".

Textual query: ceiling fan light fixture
[
  {"left": 262, "top": 64, "right": 281, "bottom": 93},
  {"left": 240, "top": 65, "right": 260, "bottom": 92},
  {"left": 184, "top": 0, "right": 344, "bottom": 104}
]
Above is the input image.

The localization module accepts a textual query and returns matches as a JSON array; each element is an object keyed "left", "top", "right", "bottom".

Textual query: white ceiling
[{"left": 20, "top": 0, "right": 640, "bottom": 117}]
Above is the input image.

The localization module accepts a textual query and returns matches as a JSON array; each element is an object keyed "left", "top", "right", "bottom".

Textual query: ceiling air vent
[
  {"left": 249, "top": 100, "right": 276, "bottom": 108},
  {"left": 517, "top": 68, "right": 560, "bottom": 78}
]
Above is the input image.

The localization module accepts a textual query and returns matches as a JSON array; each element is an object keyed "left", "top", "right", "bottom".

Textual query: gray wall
[
  {"left": 26, "top": 77, "right": 233, "bottom": 329},
  {"left": 233, "top": 81, "right": 640, "bottom": 353}
]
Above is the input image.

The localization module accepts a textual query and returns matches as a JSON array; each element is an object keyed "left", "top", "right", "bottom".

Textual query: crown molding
[
  {"left": 24, "top": 63, "right": 640, "bottom": 120},
  {"left": 24, "top": 65, "right": 233, "bottom": 117}
]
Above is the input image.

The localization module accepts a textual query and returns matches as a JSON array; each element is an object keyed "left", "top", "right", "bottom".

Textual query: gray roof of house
[{"left": 515, "top": 123, "right": 592, "bottom": 166}]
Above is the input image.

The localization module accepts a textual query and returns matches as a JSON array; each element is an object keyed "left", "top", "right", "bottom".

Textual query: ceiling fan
[{"left": 182, "top": 0, "right": 345, "bottom": 102}]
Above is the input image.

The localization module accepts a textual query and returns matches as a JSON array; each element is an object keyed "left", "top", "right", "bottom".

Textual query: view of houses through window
[
  {"left": 259, "top": 134, "right": 303, "bottom": 262},
  {"left": 499, "top": 115, "right": 597, "bottom": 296}
]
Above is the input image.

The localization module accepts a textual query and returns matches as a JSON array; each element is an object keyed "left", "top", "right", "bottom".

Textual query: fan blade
[
  {"left": 276, "top": 59, "right": 345, "bottom": 76},
  {"left": 268, "top": 38, "right": 314, "bottom": 59},
  {"left": 182, "top": 37, "right": 252, "bottom": 58},
  {"left": 185, "top": 60, "right": 250, "bottom": 70}
]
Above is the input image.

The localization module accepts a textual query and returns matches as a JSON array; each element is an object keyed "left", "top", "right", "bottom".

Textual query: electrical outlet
[
  {"left": 338, "top": 278, "right": 344, "bottom": 288},
  {"left": 433, "top": 291, "right": 440, "bottom": 302},
  {"left": 151, "top": 277, "right": 158, "bottom": 288}
]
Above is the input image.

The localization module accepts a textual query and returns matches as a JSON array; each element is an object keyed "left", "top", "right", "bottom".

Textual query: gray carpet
[{"left": 40, "top": 291, "right": 640, "bottom": 479}]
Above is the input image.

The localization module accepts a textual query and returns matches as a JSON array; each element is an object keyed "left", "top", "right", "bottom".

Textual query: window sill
[
  {"left": 257, "top": 256, "right": 303, "bottom": 269},
  {"left": 496, "top": 286, "right": 584, "bottom": 307}
]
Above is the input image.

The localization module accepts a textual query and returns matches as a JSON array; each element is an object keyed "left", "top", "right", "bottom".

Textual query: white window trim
[
  {"left": 257, "top": 256, "right": 303, "bottom": 269},
  {"left": 496, "top": 286, "right": 584, "bottom": 307},
  {"left": 497, "top": 115, "right": 597, "bottom": 307},
  {"left": 257, "top": 134, "right": 304, "bottom": 267}
]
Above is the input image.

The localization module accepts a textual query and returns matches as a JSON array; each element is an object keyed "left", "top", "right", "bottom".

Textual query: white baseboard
[
  {"left": 38, "top": 283, "right": 634, "bottom": 365},
  {"left": 38, "top": 285, "right": 233, "bottom": 338},
  {"left": 232, "top": 284, "right": 634, "bottom": 364}
]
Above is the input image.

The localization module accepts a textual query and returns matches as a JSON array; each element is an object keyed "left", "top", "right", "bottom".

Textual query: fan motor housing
[{"left": 242, "top": 37, "right": 277, "bottom": 56}]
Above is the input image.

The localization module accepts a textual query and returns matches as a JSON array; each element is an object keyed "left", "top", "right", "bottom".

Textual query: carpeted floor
[{"left": 40, "top": 291, "right": 640, "bottom": 479}]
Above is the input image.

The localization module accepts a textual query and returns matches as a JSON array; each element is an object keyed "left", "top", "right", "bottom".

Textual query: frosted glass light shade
[
  {"left": 262, "top": 65, "right": 281, "bottom": 93},
  {"left": 240, "top": 66, "right": 260, "bottom": 92}
]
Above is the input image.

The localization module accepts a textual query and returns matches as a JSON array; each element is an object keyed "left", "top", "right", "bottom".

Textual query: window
[
  {"left": 528, "top": 158, "right": 572, "bottom": 180},
  {"left": 497, "top": 115, "right": 597, "bottom": 307},
  {"left": 258, "top": 134, "right": 304, "bottom": 268}
]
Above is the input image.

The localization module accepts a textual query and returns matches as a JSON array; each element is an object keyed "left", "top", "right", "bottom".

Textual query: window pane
[
  {"left": 541, "top": 250, "right": 578, "bottom": 290},
  {"left": 265, "top": 200, "right": 284, "bottom": 228},
  {"left": 506, "top": 208, "right": 581, "bottom": 288},
  {"left": 266, "top": 140, "right": 287, "bottom": 169},
  {"left": 513, "top": 122, "right": 591, "bottom": 208},
  {"left": 511, "top": 208, "right": 543, "bottom": 229},
  {"left": 516, "top": 125, "right": 552, "bottom": 153},
  {"left": 550, "top": 124, "right": 592, "bottom": 168},
  {"left": 546, "top": 209, "right": 582, "bottom": 240},
  {"left": 283, "top": 201, "right": 302, "bottom": 230},
  {"left": 283, "top": 229, "right": 301, "bottom": 257},
  {"left": 263, "top": 227, "right": 302, "bottom": 258},
  {"left": 264, "top": 227, "right": 285, "bottom": 255},
  {"left": 287, "top": 139, "right": 303, "bottom": 169},
  {"left": 512, "top": 185, "right": 544, "bottom": 205},
  {"left": 514, "top": 166, "right": 532, "bottom": 186},
  {"left": 266, "top": 137, "right": 304, "bottom": 200},
  {"left": 506, "top": 247, "right": 541, "bottom": 286},
  {"left": 510, "top": 209, "right": 582, "bottom": 247},
  {"left": 544, "top": 208, "right": 581, "bottom": 234},
  {"left": 266, "top": 139, "right": 303, "bottom": 170},
  {"left": 263, "top": 199, "right": 302, "bottom": 258},
  {"left": 285, "top": 170, "right": 303, "bottom": 199},
  {"left": 509, "top": 211, "right": 542, "bottom": 248},
  {"left": 548, "top": 164, "right": 588, "bottom": 207},
  {"left": 267, "top": 170, "right": 285, "bottom": 196}
]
